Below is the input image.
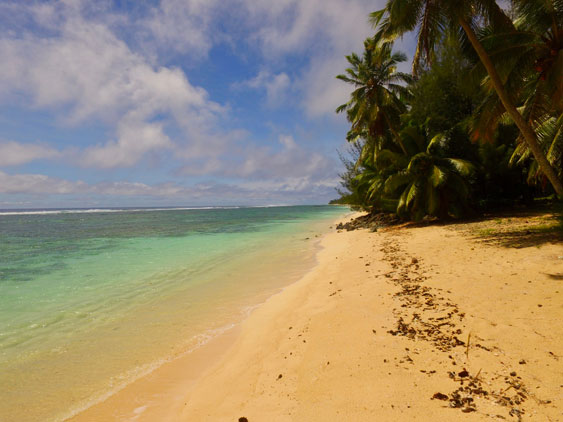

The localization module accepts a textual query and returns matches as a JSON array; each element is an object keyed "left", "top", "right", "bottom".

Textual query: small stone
[
  {"left": 458, "top": 369, "right": 469, "bottom": 378},
  {"left": 432, "top": 392, "right": 448, "bottom": 400}
]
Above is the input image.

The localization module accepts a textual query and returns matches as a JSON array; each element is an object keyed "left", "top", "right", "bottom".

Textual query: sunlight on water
[{"left": 0, "top": 205, "right": 348, "bottom": 422}]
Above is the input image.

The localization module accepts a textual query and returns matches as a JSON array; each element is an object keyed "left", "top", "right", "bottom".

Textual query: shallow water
[{"left": 0, "top": 205, "right": 347, "bottom": 422}]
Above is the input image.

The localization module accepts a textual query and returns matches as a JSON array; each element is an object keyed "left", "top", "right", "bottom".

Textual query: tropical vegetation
[{"left": 333, "top": 0, "right": 562, "bottom": 220}]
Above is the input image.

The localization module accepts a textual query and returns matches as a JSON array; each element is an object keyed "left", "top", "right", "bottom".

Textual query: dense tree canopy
[{"left": 334, "top": 1, "right": 562, "bottom": 220}]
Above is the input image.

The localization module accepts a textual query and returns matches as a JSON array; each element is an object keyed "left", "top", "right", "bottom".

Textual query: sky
[{"left": 0, "top": 0, "right": 415, "bottom": 208}]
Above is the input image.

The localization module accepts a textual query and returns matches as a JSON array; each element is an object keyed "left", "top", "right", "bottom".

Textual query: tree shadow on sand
[
  {"left": 396, "top": 206, "right": 563, "bottom": 249},
  {"left": 467, "top": 211, "right": 563, "bottom": 249},
  {"left": 476, "top": 227, "right": 563, "bottom": 248}
]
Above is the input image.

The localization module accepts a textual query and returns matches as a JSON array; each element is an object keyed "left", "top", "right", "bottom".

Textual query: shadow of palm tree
[
  {"left": 379, "top": 203, "right": 563, "bottom": 250},
  {"left": 473, "top": 212, "right": 563, "bottom": 248},
  {"left": 477, "top": 229, "right": 563, "bottom": 248}
]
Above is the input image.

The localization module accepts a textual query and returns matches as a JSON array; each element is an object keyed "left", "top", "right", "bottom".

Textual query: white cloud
[
  {"left": 301, "top": 55, "right": 356, "bottom": 116},
  {"left": 176, "top": 133, "right": 336, "bottom": 181},
  {"left": 129, "top": 0, "right": 388, "bottom": 116},
  {"left": 0, "top": 0, "right": 389, "bottom": 202},
  {"left": 0, "top": 5, "right": 224, "bottom": 168},
  {"left": 244, "top": 0, "right": 374, "bottom": 55},
  {"left": 145, "top": 0, "right": 218, "bottom": 58},
  {"left": 0, "top": 170, "right": 338, "bottom": 204},
  {"left": 233, "top": 71, "right": 291, "bottom": 107},
  {"left": 81, "top": 118, "right": 172, "bottom": 168},
  {"left": 0, "top": 170, "right": 184, "bottom": 196},
  {"left": 227, "top": 134, "right": 334, "bottom": 179},
  {"left": 0, "top": 171, "right": 87, "bottom": 195},
  {"left": 238, "top": 0, "right": 384, "bottom": 116},
  {"left": 0, "top": 141, "right": 60, "bottom": 166},
  {"left": 240, "top": 177, "right": 339, "bottom": 194}
]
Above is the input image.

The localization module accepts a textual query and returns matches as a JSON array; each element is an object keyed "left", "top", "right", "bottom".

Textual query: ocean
[{"left": 0, "top": 205, "right": 348, "bottom": 422}]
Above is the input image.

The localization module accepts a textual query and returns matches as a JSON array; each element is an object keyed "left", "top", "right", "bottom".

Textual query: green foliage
[
  {"left": 380, "top": 127, "right": 475, "bottom": 220},
  {"left": 373, "top": 0, "right": 563, "bottom": 195},
  {"left": 333, "top": 2, "right": 563, "bottom": 219},
  {"left": 333, "top": 141, "right": 373, "bottom": 209},
  {"left": 336, "top": 36, "right": 413, "bottom": 156},
  {"left": 408, "top": 38, "right": 481, "bottom": 135}
]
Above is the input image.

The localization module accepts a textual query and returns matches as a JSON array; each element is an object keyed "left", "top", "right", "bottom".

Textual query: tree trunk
[
  {"left": 459, "top": 18, "right": 563, "bottom": 196},
  {"left": 382, "top": 110, "right": 408, "bottom": 155}
]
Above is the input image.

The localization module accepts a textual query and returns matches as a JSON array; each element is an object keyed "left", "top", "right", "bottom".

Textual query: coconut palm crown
[{"left": 336, "top": 36, "right": 413, "bottom": 156}]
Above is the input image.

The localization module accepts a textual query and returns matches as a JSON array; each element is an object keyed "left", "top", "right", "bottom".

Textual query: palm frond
[
  {"left": 384, "top": 171, "right": 411, "bottom": 194},
  {"left": 445, "top": 158, "right": 475, "bottom": 176},
  {"left": 430, "top": 165, "right": 447, "bottom": 187},
  {"left": 426, "top": 177, "right": 440, "bottom": 214},
  {"left": 335, "top": 104, "right": 348, "bottom": 114},
  {"left": 375, "top": 149, "right": 409, "bottom": 169},
  {"left": 406, "top": 181, "right": 421, "bottom": 207},
  {"left": 397, "top": 181, "right": 413, "bottom": 216}
]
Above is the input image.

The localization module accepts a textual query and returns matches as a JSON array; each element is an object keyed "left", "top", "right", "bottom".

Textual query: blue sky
[{"left": 0, "top": 0, "right": 414, "bottom": 208}]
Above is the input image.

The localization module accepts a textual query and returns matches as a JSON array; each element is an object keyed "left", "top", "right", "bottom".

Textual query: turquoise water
[{"left": 0, "top": 205, "right": 347, "bottom": 422}]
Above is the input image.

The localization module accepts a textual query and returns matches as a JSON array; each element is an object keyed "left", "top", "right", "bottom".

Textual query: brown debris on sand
[
  {"left": 335, "top": 212, "right": 399, "bottom": 232},
  {"left": 377, "top": 236, "right": 549, "bottom": 419},
  {"left": 431, "top": 392, "right": 449, "bottom": 401}
]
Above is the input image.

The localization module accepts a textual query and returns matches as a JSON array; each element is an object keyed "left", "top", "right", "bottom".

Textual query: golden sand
[{"left": 71, "top": 212, "right": 562, "bottom": 421}]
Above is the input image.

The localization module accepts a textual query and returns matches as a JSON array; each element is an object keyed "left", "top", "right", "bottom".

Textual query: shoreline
[
  {"left": 71, "top": 211, "right": 562, "bottom": 421},
  {"left": 67, "top": 211, "right": 356, "bottom": 422}
]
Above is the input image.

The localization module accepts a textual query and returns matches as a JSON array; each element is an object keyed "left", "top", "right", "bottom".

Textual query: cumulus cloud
[
  {"left": 144, "top": 0, "right": 218, "bottom": 58},
  {"left": 125, "top": 0, "right": 385, "bottom": 116},
  {"left": 233, "top": 71, "right": 291, "bottom": 107},
  {"left": 301, "top": 55, "right": 357, "bottom": 117},
  {"left": 243, "top": 0, "right": 375, "bottom": 55},
  {"left": 232, "top": 135, "right": 334, "bottom": 179},
  {"left": 0, "top": 0, "right": 391, "bottom": 203},
  {"left": 238, "top": 0, "right": 384, "bottom": 116},
  {"left": 0, "top": 4, "right": 224, "bottom": 169},
  {"left": 0, "top": 141, "right": 60, "bottom": 166},
  {"left": 81, "top": 118, "right": 172, "bottom": 168},
  {"left": 176, "top": 133, "right": 335, "bottom": 182}
]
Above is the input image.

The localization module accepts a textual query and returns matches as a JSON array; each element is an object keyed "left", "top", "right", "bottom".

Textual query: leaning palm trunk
[
  {"left": 459, "top": 18, "right": 563, "bottom": 196},
  {"left": 381, "top": 110, "right": 408, "bottom": 154}
]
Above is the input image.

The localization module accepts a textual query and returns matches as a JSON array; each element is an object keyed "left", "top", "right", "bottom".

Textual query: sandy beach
[
  {"left": 6, "top": 2, "right": 562, "bottom": 422},
  {"left": 72, "top": 211, "right": 562, "bottom": 422}
]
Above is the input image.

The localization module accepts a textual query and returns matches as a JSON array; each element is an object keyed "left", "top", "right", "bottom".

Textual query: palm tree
[
  {"left": 511, "top": 114, "right": 563, "bottom": 185},
  {"left": 382, "top": 125, "right": 475, "bottom": 220},
  {"left": 349, "top": 123, "right": 474, "bottom": 220},
  {"left": 470, "top": 1, "right": 562, "bottom": 187},
  {"left": 372, "top": 0, "right": 563, "bottom": 196},
  {"left": 352, "top": 146, "right": 409, "bottom": 212},
  {"left": 336, "top": 36, "right": 413, "bottom": 157}
]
